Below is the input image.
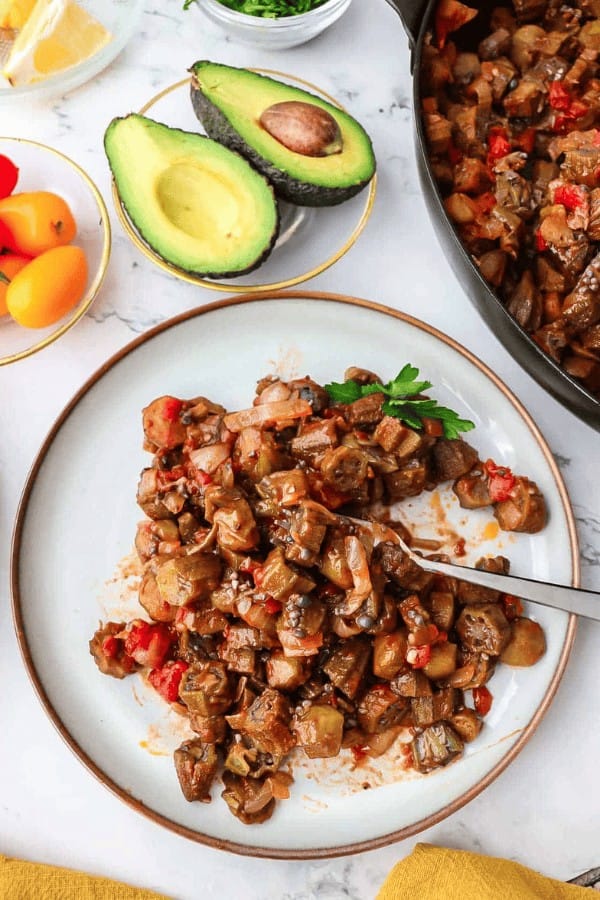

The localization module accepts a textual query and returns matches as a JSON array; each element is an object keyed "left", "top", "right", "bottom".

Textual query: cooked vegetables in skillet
[
  {"left": 90, "top": 367, "right": 547, "bottom": 823},
  {"left": 422, "top": 0, "right": 600, "bottom": 398}
]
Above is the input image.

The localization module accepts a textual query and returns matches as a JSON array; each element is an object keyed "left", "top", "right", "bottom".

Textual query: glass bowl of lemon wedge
[{"left": 0, "top": 0, "right": 143, "bottom": 100}]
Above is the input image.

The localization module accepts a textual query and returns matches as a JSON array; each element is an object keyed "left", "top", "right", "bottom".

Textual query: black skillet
[{"left": 384, "top": 0, "right": 600, "bottom": 431}]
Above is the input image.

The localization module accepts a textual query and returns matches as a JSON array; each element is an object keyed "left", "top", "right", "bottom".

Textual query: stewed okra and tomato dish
[
  {"left": 423, "top": 0, "right": 600, "bottom": 398},
  {"left": 90, "top": 365, "right": 548, "bottom": 825}
]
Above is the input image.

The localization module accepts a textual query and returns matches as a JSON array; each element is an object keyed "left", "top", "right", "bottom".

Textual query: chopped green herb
[
  {"left": 183, "top": 0, "right": 331, "bottom": 16},
  {"left": 324, "top": 365, "right": 475, "bottom": 440}
]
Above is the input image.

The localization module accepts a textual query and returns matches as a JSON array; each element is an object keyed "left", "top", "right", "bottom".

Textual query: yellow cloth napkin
[
  {"left": 377, "top": 844, "right": 591, "bottom": 899},
  {"left": 0, "top": 855, "right": 172, "bottom": 900}
]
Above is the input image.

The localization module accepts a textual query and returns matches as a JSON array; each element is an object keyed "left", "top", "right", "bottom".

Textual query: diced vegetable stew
[
  {"left": 90, "top": 367, "right": 547, "bottom": 823},
  {"left": 422, "top": 0, "right": 600, "bottom": 398}
]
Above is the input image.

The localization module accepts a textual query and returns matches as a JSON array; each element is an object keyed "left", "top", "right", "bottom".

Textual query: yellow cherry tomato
[
  {"left": 0, "top": 190, "right": 77, "bottom": 257},
  {"left": 0, "top": 253, "right": 30, "bottom": 316},
  {"left": 6, "top": 245, "right": 88, "bottom": 328}
]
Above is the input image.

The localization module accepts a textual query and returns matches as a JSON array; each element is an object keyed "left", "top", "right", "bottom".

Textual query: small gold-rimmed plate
[
  {"left": 0, "top": 138, "right": 111, "bottom": 366},
  {"left": 111, "top": 71, "right": 376, "bottom": 293}
]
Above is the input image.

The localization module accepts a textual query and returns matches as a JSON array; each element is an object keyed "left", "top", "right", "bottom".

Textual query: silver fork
[{"left": 340, "top": 515, "right": 600, "bottom": 622}]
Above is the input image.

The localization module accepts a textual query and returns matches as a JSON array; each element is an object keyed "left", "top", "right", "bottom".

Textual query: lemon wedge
[
  {"left": 0, "top": 0, "right": 37, "bottom": 30},
  {"left": 2, "top": 0, "right": 112, "bottom": 86}
]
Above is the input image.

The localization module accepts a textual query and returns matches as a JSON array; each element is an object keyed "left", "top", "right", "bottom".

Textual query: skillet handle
[{"left": 382, "top": 0, "right": 429, "bottom": 51}]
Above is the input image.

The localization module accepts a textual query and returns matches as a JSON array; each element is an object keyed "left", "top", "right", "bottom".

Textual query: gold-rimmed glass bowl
[
  {"left": 0, "top": 0, "right": 144, "bottom": 102},
  {"left": 192, "top": 0, "right": 353, "bottom": 50},
  {"left": 111, "top": 70, "right": 376, "bottom": 293},
  {"left": 0, "top": 138, "right": 111, "bottom": 365}
]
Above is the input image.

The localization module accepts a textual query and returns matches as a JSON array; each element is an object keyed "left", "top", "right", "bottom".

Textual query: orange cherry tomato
[
  {"left": 0, "top": 190, "right": 77, "bottom": 257},
  {"left": 0, "top": 253, "right": 30, "bottom": 315},
  {"left": 6, "top": 245, "right": 88, "bottom": 328}
]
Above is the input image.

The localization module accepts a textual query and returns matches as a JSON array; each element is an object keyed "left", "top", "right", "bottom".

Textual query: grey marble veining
[{"left": 1, "top": 1, "right": 600, "bottom": 899}]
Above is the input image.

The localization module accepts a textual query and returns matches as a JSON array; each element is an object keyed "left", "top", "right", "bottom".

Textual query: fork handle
[{"left": 418, "top": 557, "right": 600, "bottom": 621}]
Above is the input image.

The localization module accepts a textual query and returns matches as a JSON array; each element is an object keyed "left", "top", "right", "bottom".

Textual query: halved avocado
[
  {"left": 190, "top": 61, "right": 376, "bottom": 207},
  {"left": 104, "top": 114, "right": 279, "bottom": 278}
]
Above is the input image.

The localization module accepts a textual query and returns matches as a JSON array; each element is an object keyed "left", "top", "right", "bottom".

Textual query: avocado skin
[
  {"left": 104, "top": 115, "right": 280, "bottom": 279},
  {"left": 190, "top": 76, "right": 375, "bottom": 208}
]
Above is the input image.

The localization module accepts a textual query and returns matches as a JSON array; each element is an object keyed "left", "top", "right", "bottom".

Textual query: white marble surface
[{"left": 1, "top": 1, "right": 600, "bottom": 897}]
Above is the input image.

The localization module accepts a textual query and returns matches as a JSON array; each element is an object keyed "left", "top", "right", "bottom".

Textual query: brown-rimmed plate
[{"left": 11, "top": 291, "right": 577, "bottom": 857}]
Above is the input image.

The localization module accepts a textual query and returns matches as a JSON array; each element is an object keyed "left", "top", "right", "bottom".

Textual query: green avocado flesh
[
  {"left": 104, "top": 114, "right": 279, "bottom": 277},
  {"left": 190, "top": 61, "right": 376, "bottom": 207}
]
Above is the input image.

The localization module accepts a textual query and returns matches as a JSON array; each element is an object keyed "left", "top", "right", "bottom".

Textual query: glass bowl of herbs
[{"left": 184, "top": 0, "right": 352, "bottom": 50}]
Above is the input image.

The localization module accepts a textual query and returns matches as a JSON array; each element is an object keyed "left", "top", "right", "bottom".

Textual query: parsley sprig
[
  {"left": 183, "top": 0, "right": 330, "bottom": 16},
  {"left": 324, "top": 364, "right": 475, "bottom": 440}
]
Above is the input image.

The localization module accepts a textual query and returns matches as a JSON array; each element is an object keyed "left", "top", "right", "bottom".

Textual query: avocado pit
[{"left": 259, "top": 101, "right": 343, "bottom": 158}]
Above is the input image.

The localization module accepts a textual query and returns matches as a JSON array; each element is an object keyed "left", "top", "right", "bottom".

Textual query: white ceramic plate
[
  {"left": 12, "top": 293, "right": 577, "bottom": 858},
  {"left": 0, "top": 0, "right": 144, "bottom": 102},
  {"left": 0, "top": 137, "right": 111, "bottom": 366},
  {"left": 111, "top": 73, "right": 376, "bottom": 293}
]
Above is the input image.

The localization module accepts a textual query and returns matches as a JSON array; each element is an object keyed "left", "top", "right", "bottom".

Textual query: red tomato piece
[
  {"left": 265, "top": 598, "right": 282, "bottom": 615},
  {"left": 0, "top": 155, "right": 18, "bottom": 199},
  {"left": 162, "top": 397, "right": 183, "bottom": 422},
  {"left": 502, "top": 594, "right": 524, "bottom": 621},
  {"left": 124, "top": 621, "right": 174, "bottom": 669},
  {"left": 535, "top": 229, "right": 548, "bottom": 252},
  {"left": 548, "top": 81, "right": 571, "bottom": 110},
  {"left": 406, "top": 644, "right": 432, "bottom": 669},
  {"left": 149, "top": 660, "right": 189, "bottom": 703},
  {"left": 156, "top": 465, "right": 185, "bottom": 489},
  {"left": 351, "top": 744, "right": 368, "bottom": 764},
  {"left": 554, "top": 184, "right": 585, "bottom": 211},
  {"left": 454, "top": 537, "right": 467, "bottom": 557},
  {"left": 472, "top": 685, "right": 493, "bottom": 716},
  {"left": 447, "top": 140, "right": 463, "bottom": 165},
  {"left": 484, "top": 459, "right": 516, "bottom": 502},
  {"left": 487, "top": 127, "right": 511, "bottom": 165},
  {"left": 553, "top": 100, "right": 589, "bottom": 133},
  {"left": 101, "top": 636, "right": 120, "bottom": 658}
]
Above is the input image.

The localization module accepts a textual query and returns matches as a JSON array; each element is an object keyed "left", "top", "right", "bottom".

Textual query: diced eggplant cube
[
  {"left": 411, "top": 723, "right": 464, "bottom": 772},
  {"left": 156, "top": 554, "right": 222, "bottom": 606},
  {"left": 174, "top": 740, "right": 218, "bottom": 802},
  {"left": 179, "top": 661, "right": 233, "bottom": 717},
  {"left": 293, "top": 705, "right": 344, "bottom": 758},
  {"left": 322, "top": 637, "right": 371, "bottom": 699}
]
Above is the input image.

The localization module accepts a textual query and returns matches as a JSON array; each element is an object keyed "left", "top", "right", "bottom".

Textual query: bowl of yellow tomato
[{"left": 0, "top": 137, "right": 111, "bottom": 365}]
